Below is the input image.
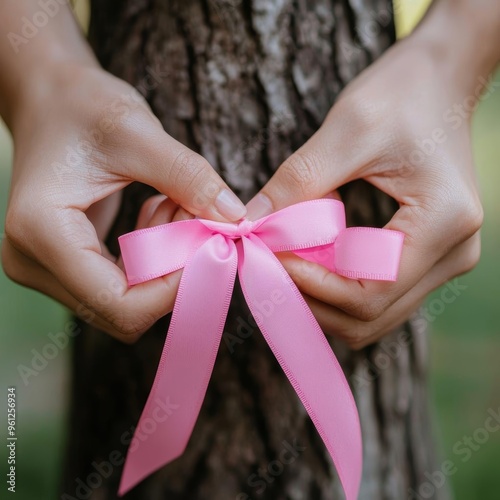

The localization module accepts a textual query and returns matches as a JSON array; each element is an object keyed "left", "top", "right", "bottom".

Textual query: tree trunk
[{"left": 61, "top": 1, "right": 449, "bottom": 499}]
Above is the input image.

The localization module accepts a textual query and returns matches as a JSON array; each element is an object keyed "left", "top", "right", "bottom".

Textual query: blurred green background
[{"left": 1, "top": 1, "right": 499, "bottom": 499}]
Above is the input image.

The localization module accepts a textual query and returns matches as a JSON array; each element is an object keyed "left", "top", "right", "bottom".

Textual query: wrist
[
  {"left": 409, "top": 0, "right": 500, "bottom": 101},
  {"left": 10, "top": 54, "right": 100, "bottom": 139},
  {"left": 0, "top": 1, "right": 99, "bottom": 131}
]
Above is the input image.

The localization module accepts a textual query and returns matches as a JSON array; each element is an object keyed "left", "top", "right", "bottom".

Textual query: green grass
[{"left": 427, "top": 71, "right": 500, "bottom": 499}]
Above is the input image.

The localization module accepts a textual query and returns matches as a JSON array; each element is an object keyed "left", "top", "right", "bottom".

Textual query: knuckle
[
  {"left": 353, "top": 298, "right": 386, "bottom": 322},
  {"left": 117, "top": 331, "right": 142, "bottom": 345},
  {"left": 171, "top": 150, "right": 212, "bottom": 197},
  {"left": 1, "top": 245, "right": 24, "bottom": 285},
  {"left": 348, "top": 337, "right": 370, "bottom": 351},
  {"left": 463, "top": 200, "right": 484, "bottom": 237},
  {"left": 459, "top": 234, "right": 482, "bottom": 274},
  {"left": 4, "top": 206, "right": 28, "bottom": 251},
  {"left": 138, "top": 194, "right": 165, "bottom": 222},
  {"left": 448, "top": 194, "right": 484, "bottom": 240},
  {"left": 94, "top": 97, "right": 145, "bottom": 139},
  {"left": 110, "top": 310, "right": 157, "bottom": 338},
  {"left": 341, "top": 327, "right": 372, "bottom": 351},
  {"left": 333, "top": 93, "right": 385, "bottom": 138},
  {"left": 280, "top": 151, "right": 322, "bottom": 197}
]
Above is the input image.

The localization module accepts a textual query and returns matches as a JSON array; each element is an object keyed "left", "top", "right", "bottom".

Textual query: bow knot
[
  {"left": 199, "top": 217, "right": 258, "bottom": 239},
  {"left": 117, "top": 199, "right": 405, "bottom": 499}
]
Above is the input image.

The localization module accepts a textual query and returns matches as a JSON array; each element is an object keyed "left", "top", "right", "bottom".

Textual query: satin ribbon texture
[{"left": 117, "top": 199, "right": 404, "bottom": 499}]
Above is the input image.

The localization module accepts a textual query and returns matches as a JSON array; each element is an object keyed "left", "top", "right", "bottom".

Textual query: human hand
[
  {"left": 1, "top": 63, "right": 245, "bottom": 342},
  {"left": 246, "top": 37, "right": 485, "bottom": 349}
]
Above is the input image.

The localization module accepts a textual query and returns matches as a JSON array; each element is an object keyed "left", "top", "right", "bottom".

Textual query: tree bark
[{"left": 61, "top": 1, "right": 449, "bottom": 499}]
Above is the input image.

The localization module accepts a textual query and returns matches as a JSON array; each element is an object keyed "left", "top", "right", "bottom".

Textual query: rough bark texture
[{"left": 61, "top": 1, "right": 448, "bottom": 499}]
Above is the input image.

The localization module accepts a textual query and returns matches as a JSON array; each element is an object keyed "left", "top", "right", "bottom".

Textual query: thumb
[
  {"left": 128, "top": 125, "right": 246, "bottom": 222},
  {"left": 246, "top": 127, "right": 356, "bottom": 220}
]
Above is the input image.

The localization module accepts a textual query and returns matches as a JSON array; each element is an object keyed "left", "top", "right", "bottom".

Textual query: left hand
[{"left": 245, "top": 37, "right": 484, "bottom": 349}]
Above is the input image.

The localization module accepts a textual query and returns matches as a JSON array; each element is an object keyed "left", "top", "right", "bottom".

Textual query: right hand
[{"left": 1, "top": 63, "right": 246, "bottom": 342}]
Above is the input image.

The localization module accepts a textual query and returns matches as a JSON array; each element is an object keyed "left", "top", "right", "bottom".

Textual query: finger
[
  {"left": 325, "top": 191, "right": 342, "bottom": 201},
  {"left": 135, "top": 194, "right": 169, "bottom": 229},
  {"left": 24, "top": 204, "right": 183, "bottom": 339},
  {"left": 123, "top": 122, "right": 246, "bottom": 222},
  {"left": 303, "top": 290, "right": 421, "bottom": 350},
  {"left": 245, "top": 117, "right": 369, "bottom": 219},
  {"left": 279, "top": 204, "right": 480, "bottom": 319},
  {"left": 117, "top": 195, "right": 190, "bottom": 270},
  {"left": 86, "top": 192, "right": 124, "bottom": 263},
  {"left": 278, "top": 251, "right": 373, "bottom": 319},
  {"left": 86, "top": 191, "right": 123, "bottom": 241},
  {"left": 115, "top": 194, "right": 173, "bottom": 271},
  {"left": 145, "top": 197, "right": 179, "bottom": 227},
  {"left": 147, "top": 200, "right": 194, "bottom": 225},
  {"left": 134, "top": 196, "right": 194, "bottom": 227},
  {"left": 1, "top": 238, "right": 137, "bottom": 342},
  {"left": 278, "top": 230, "right": 480, "bottom": 323},
  {"left": 306, "top": 254, "right": 446, "bottom": 349},
  {"left": 364, "top": 138, "right": 483, "bottom": 316},
  {"left": 172, "top": 206, "right": 195, "bottom": 222}
]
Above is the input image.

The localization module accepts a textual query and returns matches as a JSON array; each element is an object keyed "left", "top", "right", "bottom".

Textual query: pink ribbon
[{"left": 117, "top": 199, "right": 404, "bottom": 499}]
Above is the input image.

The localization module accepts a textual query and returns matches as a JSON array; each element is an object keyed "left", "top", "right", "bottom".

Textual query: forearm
[
  {"left": 411, "top": 0, "right": 500, "bottom": 98},
  {"left": 0, "top": 0, "right": 98, "bottom": 130}
]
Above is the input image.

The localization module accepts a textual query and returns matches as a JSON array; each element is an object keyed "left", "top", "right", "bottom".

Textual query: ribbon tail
[
  {"left": 119, "top": 235, "right": 237, "bottom": 496},
  {"left": 238, "top": 235, "right": 362, "bottom": 500}
]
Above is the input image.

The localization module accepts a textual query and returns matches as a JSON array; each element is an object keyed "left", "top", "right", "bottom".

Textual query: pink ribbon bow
[{"left": 117, "top": 199, "right": 404, "bottom": 499}]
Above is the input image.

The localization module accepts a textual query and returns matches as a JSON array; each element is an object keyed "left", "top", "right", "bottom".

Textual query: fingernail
[
  {"left": 215, "top": 189, "right": 247, "bottom": 221},
  {"left": 246, "top": 193, "right": 273, "bottom": 221},
  {"left": 173, "top": 207, "right": 195, "bottom": 222},
  {"left": 147, "top": 195, "right": 167, "bottom": 217},
  {"left": 136, "top": 195, "right": 167, "bottom": 229}
]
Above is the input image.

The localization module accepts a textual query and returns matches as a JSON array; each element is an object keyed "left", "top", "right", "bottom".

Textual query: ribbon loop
[
  {"left": 334, "top": 227, "right": 404, "bottom": 281},
  {"left": 255, "top": 199, "right": 346, "bottom": 252},
  {"left": 117, "top": 199, "right": 405, "bottom": 499}
]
